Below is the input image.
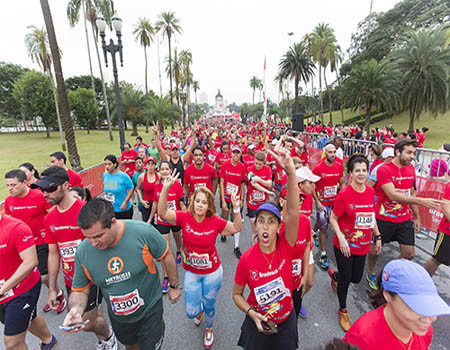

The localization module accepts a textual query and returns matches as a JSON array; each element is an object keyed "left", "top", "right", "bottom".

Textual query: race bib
[
  {"left": 58, "top": 239, "right": 82, "bottom": 262},
  {"left": 167, "top": 200, "right": 176, "bottom": 211},
  {"left": 189, "top": 252, "right": 212, "bottom": 269},
  {"left": 252, "top": 191, "right": 265, "bottom": 202},
  {"left": 194, "top": 183, "right": 206, "bottom": 191},
  {"left": 254, "top": 276, "right": 290, "bottom": 306},
  {"left": 292, "top": 259, "right": 302, "bottom": 277},
  {"left": 104, "top": 192, "right": 115, "bottom": 204},
  {"left": 208, "top": 154, "right": 215, "bottom": 162},
  {"left": 226, "top": 183, "right": 239, "bottom": 196},
  {"left": 110, "top": 289, "right": 145, "bottom": 316},
  {"left": 0, "top": 280, "right": 14, "bottom": 301},
  {"left": 323, "top": 185, "right": 337, "bottom": 198},
  {"left": 355, "top": 212, "right": 375, "bottom": 229}
]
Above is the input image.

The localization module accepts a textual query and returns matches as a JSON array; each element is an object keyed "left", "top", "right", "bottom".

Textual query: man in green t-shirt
[
  {"left": 62, "top": 198, "right": 181, "bottom": 349},
  {"left": 148, "top": 139, "right": 160, "bottom": 167}
]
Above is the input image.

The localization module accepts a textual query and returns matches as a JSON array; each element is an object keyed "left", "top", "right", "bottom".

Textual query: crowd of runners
[{"left": 1, "top": 118, "right": 450, "bottom": 350}]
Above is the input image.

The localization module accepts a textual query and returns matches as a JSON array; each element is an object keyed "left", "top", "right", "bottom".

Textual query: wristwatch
[
  {"left": 375, "top": 235, "right": 382, "bottom": 241},
  {"left": 169, "top": 283, "right": 180, "bottom": 289}
]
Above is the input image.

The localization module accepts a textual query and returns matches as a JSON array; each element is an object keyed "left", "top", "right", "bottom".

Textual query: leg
[
  {"left": 424, "top": 257, "right": 440, "bottom": 277},
  {"left": 367, "top": 241, "right": 379, "bottom": 275},
  {"left": 184, "top": 270, "right": 204, "bottom": 319},
  {"left": 161, "top": 234, "right": 170, "bottom": 277},
  {"left": 28, "top": 314, "right": 53, "bottom": 344},
  {"left": 172, "top": 229, "right": 182, "bottom": 253},
  {"left": 202, "top": 266, "right": 223, "bottom": 328},
  {"left": 4, "top": 332, "right": 27, "bottom": 350},
  {"left": 333, "top": 246, "right": 352, "bottom": 310},
  {"left": 425, "top": 231, "right": 450, "bottom": 276},
  {"left": 249, "top": 218, "right": 257, "bottom": 243},
  {"left": 319, "top": 229, "right": 327, "bottom": 252},
  {"left": 398, "top": 244, "right": 415, "bottom": 260},
  {"left": 126, "top": 346, "right": 139, "bottom": 350},
  {"left": 350, "top": 254, "right": 367, "bottom": 284}
]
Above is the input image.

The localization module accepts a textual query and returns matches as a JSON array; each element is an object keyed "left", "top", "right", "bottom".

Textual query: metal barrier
[{"left": 414, "top": 147, "right": 450, "bottom": 183}]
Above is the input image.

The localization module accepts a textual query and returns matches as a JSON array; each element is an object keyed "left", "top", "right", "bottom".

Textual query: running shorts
[
  {"left": 432, "top": 231, "right": 450, "bottom": 266},
  {"left": 156, "top": 224, "right": 181, "bottom": 235},
  {"left": 67, "top": 284, "right": 102, "bottom": 312},
  {"left": 376, "top": 219, "right": 415, "bottom": 246},
  {"left": 36, "top": 243, "right": 49, "bottom": 276}
]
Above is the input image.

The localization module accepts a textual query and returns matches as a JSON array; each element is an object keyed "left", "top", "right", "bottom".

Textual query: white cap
[
  {"left": 296, "top": 166, "right": 320, "bottom": 183},
  {"left": 271, "top": 139, "right": 279, "bottom": 146},
  {"left": 248, "top": 144, "right": 256, "bottom": 150},
  {"left": 382, "top": 147, "right": 395, "bottom": 159}
]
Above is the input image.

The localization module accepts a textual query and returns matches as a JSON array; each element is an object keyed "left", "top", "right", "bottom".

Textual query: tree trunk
[
  {"left": 40, "top": 0, "right": 81, "bottom": 170},
  {"left": 145, "top": 119, "right": 149, "bottom": 133},
  {"left": 252, "top": 89, "right": 255, "bottom": 105},
  {"left": 131, "top": 119, "right": 138, "bottom": 136},
  {"left": 45, "top": 126, "right": 50, "bottom": 138},
  {"left": 168, "top": 34, "right": 173, "bottom": 103},
  {"left": 294, "top": 76, "right": 299, "bottom": 113},
  {"left": 21, "top": 111, "right": 27, "bottom": 132},
  {"left": 144, "top": 46, "right": 148, "bottom": 94},
  {"left": 323, "top": 70, "right": 332, "bottom": 125},
  {"left": 408, "top": 109, "right": 415, "bottom": 133},
  {"left": 335, "top": 69, "right": 344, "bottom": 125},
  {"left": 87, "top": 125, "right": 90, "bottom": 134},
  {"left": 81, "top": 0, "right": 96, "bottom": 97},
  {"left": 49, "top": 72, "right": 66, "bottom": 151},
  {"left": 364, "top": 101, "right": 372, "bottom": 134},
  {"left": 319, "top": 60, "right": 323, "bottom": 124},
  {"left": 311, "top": 79, "right": 316, "bottom": 123}
]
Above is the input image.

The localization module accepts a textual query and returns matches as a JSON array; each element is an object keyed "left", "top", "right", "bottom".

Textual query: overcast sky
[{"left": 1, "top": 0, "right": 400, "bottom": 105}]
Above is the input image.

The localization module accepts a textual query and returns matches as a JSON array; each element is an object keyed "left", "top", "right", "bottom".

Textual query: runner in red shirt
[
  {"left": 158, "top": 172, "right": 242, "bottom": 349},
  {"left": 121, "top": 142, "right": 139, "bottom": 178},
  {"left": 50, "top": 151, "right": 83, "bottom": 188},
  {"left": 344, "top": 259, "right": 450, "bottom": 350},
  {"left": 133, "top": 135, "right": 149, "bottom": 151},
  {"left": 328, "top": 154, "right": 382, "bottom": 331},
  {"left": 243, "top": 144, "right": 256, "bottom": 172},
  {"left": 32, "top": 166, "right": 116, "bottom": 348},
  {"left": 312, "top": 143, "right": 345, "bottom": 270},
  {"left": 232, "top": 146, "right": 299, "bottom": 350},
  {"left": 136, "top": 157, "right": 158, "bottom": 223},
  {"left": 19, "top": 162, "right": 40, "bottom": 186},
  {"left": 214, "top": 140, "right": 231, "bottom": 174},
  {"left": 0, "top": 215, "right": 57, "bottom": 350}
]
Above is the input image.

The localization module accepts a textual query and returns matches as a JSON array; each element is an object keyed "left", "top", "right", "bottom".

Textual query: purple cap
[
  {"left": 254, "top": 203, "right": 281, "bottom": 222},
  {"left": 382, "top": 259, "right": 450, "bottom": 317}
]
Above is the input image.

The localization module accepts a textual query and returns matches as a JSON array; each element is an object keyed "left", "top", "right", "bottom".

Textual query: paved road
[{"left": 4, "top": 200, "right": 450, "bottom": 350}]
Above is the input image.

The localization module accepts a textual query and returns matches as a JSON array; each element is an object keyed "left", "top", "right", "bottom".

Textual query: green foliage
[
  {"left": 0, "top": 62, "right": 28, "bottom": 122},
  {"left": 147, "top": 95, "right": 181, "bottom": 128},
  {"left": 68, "top": 88, "right": 99, "bottom": 133},
  {"left": 249, "top": 76, "right": 261, "bottom": 105}
]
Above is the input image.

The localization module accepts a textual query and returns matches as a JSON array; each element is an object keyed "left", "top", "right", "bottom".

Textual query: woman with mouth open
[{"left": 232, "top": 143, "right": 300, "bottom": 350}]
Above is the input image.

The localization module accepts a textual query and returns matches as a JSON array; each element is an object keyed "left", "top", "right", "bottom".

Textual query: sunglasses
[{"left": 39, "top": 185, "right": 59, "bottom": 193}]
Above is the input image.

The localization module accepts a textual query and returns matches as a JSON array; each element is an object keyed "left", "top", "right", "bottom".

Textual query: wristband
[
  {"left": 246, "top": 306, "right": 254, "bottom": 315},
  {"left": 233, "top": 208, "right": 240, "bottom": 214},
  {"left": 169, "top": 283, "right": 180, "bottom": 289},
  {"left": 376, "top": 235, "right": 382, "bottom": 241}
]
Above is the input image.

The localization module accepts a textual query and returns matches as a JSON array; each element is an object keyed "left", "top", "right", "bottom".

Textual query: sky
[{"left": 1, "top": 0, "right": 401, "bottom": 106}]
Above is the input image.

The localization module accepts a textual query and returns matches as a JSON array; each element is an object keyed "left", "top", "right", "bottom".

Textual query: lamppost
[{"left": 96, "top": 16, "right": 126, "bottom": 151}]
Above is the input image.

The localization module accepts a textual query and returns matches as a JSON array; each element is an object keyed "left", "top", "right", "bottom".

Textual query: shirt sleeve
[
  {"left": 213, "top": 215, "right": 228, "bottom": 233},
  {"left": 332, "top": 191, "right": 345, "bottom": 217},
  {"left": 123, "top": 172, "right": 134, "bottom": 191},
  {"left": 72, "top": 246, "right": 91, "bottom": 291},
  {"left": 4, "top": 198, "right": 10, "bottom": 215},
  {"left": 444, "top": 183, "right": 450, "bottom": 201},
  {"left": 13, "top": 222, "right": 35, "bottom": 253},
  {"left": 44, "top": 217, "right": 56, "bottom": 244},
  {"left": 369, "top": 166, "right": 378, "bottom": 182},
  {"left": 234, "top": 256, "right": 248, "bottom": 286},
  {"left": 211, "top": 165, "right": 217, "bottom": 179},
  {"left": 176, "top": 181, "right": 184, "bottom": 199},
  {"left": 183, "top": 166, "right": 190, "bottom": 184},
  {"left": 145, "top": 224, "right": 170, "bottom": 261},
  {"left": 219, "top": 163, "right": 225, "bottom": 178},
  {"left": 376, "top": 164, "right": 393, "bottom": 187},
  {"left": 175, "top": 210, "right": 187, "bottom": 227}
]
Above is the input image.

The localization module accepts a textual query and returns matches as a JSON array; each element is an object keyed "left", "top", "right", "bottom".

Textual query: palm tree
[
  {"left": 40, "top": 0, "right": 81, "bottom": 169},
  {"left": 391, "top": 27, "right": 450, "bottom": 132},
  {"left": 148, "top": 95, "right": 181, "bottom": 131},
  {"left": 133, "top": 18, "right": 154, "bottom": 94},
  {"left": 330, "top": 45, "right": 345, "bottom": 124},
  {"left": 343, "top": 59, "right": 400, "bottom": 133},
  {"left": 179, "top": 49, "right": 193, "bottom": 124},
  {"left": 156, "top": 11, "right": 182, "bottom": 104},
  {"left": 249, "top": 76, "right": 261, "bottom": 105},
  {"left": 192, "top": 80, "right": 200, "bottom": 106},
  {"left": 119, "top": 85, "right": 149, "bottom": 136},
  {"left": 278, "top": 42, "right": 315, "bottom": 114}
]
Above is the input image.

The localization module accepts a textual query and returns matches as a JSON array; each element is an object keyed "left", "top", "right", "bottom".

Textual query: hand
[
  {"left": 62, "top": 308, "right": 87, "bottom": 333},
  {"left": 168, "top": 286, "right": 181, "bottom": 304},
  {"left": 375, "top": 239, "right": 382, "bottom": 255},
  {"left": 231, "top": 194, "right": 240, "bottom": 210},
  {"left": 120, "top": 202, "right": 127, "bottom": 211},
  {"left": 414, "top": 217, "right": 421, "bottom": 233},
  {"left": 297, "top": 278, "right": 307, "bottom": 298},
  {"left": 419, "top": 198, "right": 444, "bottom": 210},
  {"left": 221, "top": 200, "right": 228, "bottom": 211},
  {"left": 249, "top": 309, "right": 269, "bottom": 333},
  {"left": 162, "top": 169, "right": 179, "bottom": 189},
  {"left": 317, "top": 202, "right": 324, "bottom": 212},
  {"left": 268, "top": 144, "right": 295, "bottom": 176},
  {"left": 48, "top": 289, "right": 60, "bottom": 310},
  {"left": 141, "top": 200, "right": 150, "bottom": 209},
  {"left": 338, "top": 235, "right": 351, "bottom": 258},
  {"left": 151, "top": 122, "right": 159, "bottom": 135}
]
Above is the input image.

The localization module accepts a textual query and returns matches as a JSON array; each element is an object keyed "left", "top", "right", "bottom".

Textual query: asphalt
[{"left": 3, "top": 200, "right": 450, "bottom": 350}]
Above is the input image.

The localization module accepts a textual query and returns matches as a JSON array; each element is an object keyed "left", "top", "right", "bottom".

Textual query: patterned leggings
[{"left": 184, "top": 265, "right": 223, "bottom": 328}]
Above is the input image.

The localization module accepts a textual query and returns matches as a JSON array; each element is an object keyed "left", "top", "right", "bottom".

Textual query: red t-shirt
[
  {"left": 142, "top": 172, "right": 158, "bottom": 202},
  {"left": 376, "top": 162, "right": 415, "bottom": 223},
  {"left": 175, "top": 211, "right": 227, "bottom": 275},
  {"left": 215, "top": 138, "right": 225, "bottom": 149},
  {"left": 370, "top": 158, "right": 383, "bottom": 174},
  {"left": 0, "top": 216, "right": 40, "bottom": 304},
  {"left": 67, "top": 169, "right": 83, "bottom": 188},
  {"left": 206, "top": 149, "right": 219, "bottom": 166},
  {"left": 234, "top": 235, "right": 295, "bottom": 324},
  {"left": 383, "top": 137, "right": 397, "bottom": 146},
  {"left": 5, "top": 189, "right": 52, "bottom": 246},
  {"left": 300, "top": 192, "right": 313, "bottom": 217},
  {"left": 121, "top": 149, "right": 139, "bottom": 177},
  {"left": 306, "top": 125, "right": 313, "bottom": 133},
  {"left": 332, "top": 185, "right": 375, "bottom": 255},
  {"left": 438, "top": 182, "right": 450, "bottom": 235},
  {"left": 344, "top": 305, "right": 433, "bottom": 350},
  {"left": 243, "top": 154, "right": 255, "bottom": 173},
  {"left": 44, "top": 199, "right": 86, "bottom": 288},
  {"left": 219, "top": 160, "right": 245, "bottom": 202},
  {"left": 153, "top": 181, "right": 184, "bottom": 226},
  {"left": 312, "top": 159, "right": 344, "bottom": 206},
  {"left": 299, "top": 152, "right": 308, "bottom": 166},
  {"left": 417, "top": 133, "right": 426, "bottom": 148},
  {"left": 215, "top": 152, "right": 231, "bottom": 171},
  {"left": 184, "top": 163, "right": 217, "bottom": 197},
  {"left": 246, "top": 164, "right": 272, "bottom": 210}
]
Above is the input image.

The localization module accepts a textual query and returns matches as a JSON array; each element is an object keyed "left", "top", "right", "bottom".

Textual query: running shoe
[
  {"left": 221, "top": 235, "right": 227, "bottom": 242},
  {"left": 42, "top": 303, "right": 51, "bottom": 312},
  {"left": 234, "top": 247, "right": 242, "bottom": 259},
  {"left": 328, "top": 267, "right": 338, "bottom": 294},
  {"left": 366, "top": 273, "right": 378, "bottom": 291},
  {"left": 55, "top": 290, "right": 67, "bottom": 314},
  {"left": 162, "top": 277, "right": 169, "bottom": 294},
  {"left": 298, "top": 305, "right": 307, "bottom": 319},
  {"left": 319, "top": 254, "right": 329, "bottom": 270},
  {"left": 338, "top": 309, "right": 352, "bottom": 332},
  {"left": 194, "top": 311, "right": 204, "bottom": 326},
  {"left": 204, "top": 327, "right": 214, "bottom": 349},
  {"left": 313, "top": 234, "right": 319, "bottom": 248},
  {"left": 40, "top": 335, "right": 57, "bottom": 350},
  {"left": 176, "top": 251, "right": 182, "bottom": 265},
  {"left": 99, "top": 328, "right": 118, "bottom": 350}
]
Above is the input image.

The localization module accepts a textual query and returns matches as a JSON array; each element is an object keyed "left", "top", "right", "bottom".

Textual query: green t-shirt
[
  {"left": 72, "top": 220, "right": 168, "bottom": 323},
  {"left": 148, "top": 145, "right": 160, "bottom": 167}
]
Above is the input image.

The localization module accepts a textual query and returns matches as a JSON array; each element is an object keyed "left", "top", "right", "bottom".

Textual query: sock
[
  {"left": 321, "top": 251, "right": 327, "bottom": 256},
  {"left": 57, "top": 289, "right": 63, "bottom": 298},
  {"left": 234, "top": 232, "right": 240, "bottom": 249}
]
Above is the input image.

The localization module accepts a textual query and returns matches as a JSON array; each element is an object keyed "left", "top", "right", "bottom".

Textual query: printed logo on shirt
[
  {"left": 250, "top": 270, "right": 260, "bottom": 281},
  {"left": 49, "top": 225, "right": 79, "bottom": 233},
  {"left": 22, "top": 235, "right": 33, "bottom": 242},
  {"left": 108, "top": 256, "right": 124, "bottom": 275}
]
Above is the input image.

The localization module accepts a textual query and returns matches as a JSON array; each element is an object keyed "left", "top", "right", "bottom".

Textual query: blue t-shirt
[
  {"left": 132, "top": 170, "right": 146, "bottom": 209},
  {"left": 103, "top": 170, "right": 134, "bottom": 212}
]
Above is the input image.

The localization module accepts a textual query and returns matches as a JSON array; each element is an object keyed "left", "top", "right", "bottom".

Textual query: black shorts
[
  {"left": 0, "top": 279, "right": 41, "bottom": 336},
  {"left": 237, "top": 310, "right": 298, "bottom": 350},
  {"left": 156, "top": 224, "right": 181, "bottom": 235},
  {"left": 247, "top": 208, "right": 256, "bottom": 218},
  {"left": 66, "top": 284, "right": 103, "bottom": 312},
  {"left": 115, "top": 207, "right": 134, "bottom": 220},
  {"left": 376, "top": 219, "right": 415, "bottom": 246},
  {"left": 110, "top": 297, "right": 165, "bottom": 348},
  {"left": 36, "top": 243, "right": 49, "bottom": 276},
  {"left": 432, "top": 231, "right": 450, "bottom": 266}
]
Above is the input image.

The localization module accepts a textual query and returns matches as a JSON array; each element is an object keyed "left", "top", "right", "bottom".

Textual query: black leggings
[
  {"left": 333, "top": 246, "right": 367, "bottom": 310},
  {"left": 292, "top": 287, "right": 303, "bottom": 318},
  {"left": 141, "top": 203, "right": 153, "bottom": 222}
]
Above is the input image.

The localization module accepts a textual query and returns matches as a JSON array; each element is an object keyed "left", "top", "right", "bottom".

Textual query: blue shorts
[
  {"left": 316, "top": 204, "right": 333, "bottom": 231},
  {"left": 0, "top": 279, "right": 41, "bottom": 336}
]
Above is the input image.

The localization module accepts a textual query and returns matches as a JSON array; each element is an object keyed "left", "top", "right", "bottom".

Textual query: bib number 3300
[{"left": 110, "top": 289, "right": 145, "bottom": 316}]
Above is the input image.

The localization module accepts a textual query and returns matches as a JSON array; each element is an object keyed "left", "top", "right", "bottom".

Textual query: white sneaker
[
  {"left": 100, "top": 329, "right": 118, "bottom": 350},
  {"left": 204, "top": 327, "right": 214, "bottom": 349}
]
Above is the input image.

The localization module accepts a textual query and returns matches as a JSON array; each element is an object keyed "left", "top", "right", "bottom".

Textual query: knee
[
  {"left": 185, "top": 301, "right": 201, "bottom": 319},
  {"left": 4, "top": 336, "right": 23, "bottom": 350},
  {"left": 402, "top": 251, "right": 415, "bottom": 260}
]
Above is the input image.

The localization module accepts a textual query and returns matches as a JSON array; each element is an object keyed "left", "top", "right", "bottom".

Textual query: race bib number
[
  {"left": 254, "top": 277, "right": 290, "bottom": 306},
  {"left": 208, "top": 154, "right": 216, "bottom": 162},
  {"left": 323, "top": 185, "right": 337, "bottom": 198},
  {"left": 194, "top": 183, "right": 206, "bottom": 191},
  {"left": 104, "top": 192, "right": 115, "bottom": 204},
  {"left": 167, "top": 200, "right": 176, "bottom": 211},
  {"left": 58, "top": 239, "right": 82, "bottom": 262},
  {"left": 110, "top": 289, "right": 145, "bottom": 316},
  {"left": 292, "top": 259, "right": 302, "bottom": 277},
  {"left": 252, "top": 191, "right": 265, "bottom": 202},
  {"left": 0, "top": 280, "right": 14, "bottom": 301},
  {"left": 226, "top": 182, "right": 239, "bottom": 196},
  {"left": 189, "top": 252, "right": 212, "bottom": 269},
  {"left": 355, "top": 212, "right": 375, "bottom": 229}
]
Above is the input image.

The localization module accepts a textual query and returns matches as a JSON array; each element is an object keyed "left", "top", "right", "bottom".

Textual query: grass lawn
[
  {"left": 0, "top": 127, "right": 155, "bottom": 201},
  {"left": 303, "top": 108, "right": 360, "bottom": 124}
]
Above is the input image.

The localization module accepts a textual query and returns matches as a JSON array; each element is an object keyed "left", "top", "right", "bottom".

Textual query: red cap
[
  {"left": 231, "top": 145, "right": 241, "bottom": 153},
  {"left": 146, "top": 156, "right": 156, "bottom": 165},
  {"left": 171, "top": 144, "right": 179, "bottom": 150}
]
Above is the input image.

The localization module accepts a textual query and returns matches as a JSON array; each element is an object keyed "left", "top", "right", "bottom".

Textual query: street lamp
[{"left": 96, "top": 16, "right": 126, "bottom": 151}]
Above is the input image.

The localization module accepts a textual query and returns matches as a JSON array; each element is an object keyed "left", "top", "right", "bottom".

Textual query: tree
[
  {"left": 179, "top": 49, "right": 193, "bottom": 125},
  {"left": 156, "top": 11, "right": 182, "bottom": 104},
  {"left": 148, "top": 95, "right": 181, "bottom": 131},
  {"left": 40, "top": 0, "right": 81, "bottom": 169},
  {"left": 278, "top": 42, "right": 315, "bottom": 114},
  {"left": 13, "top": 71, "right": 58, "bottom": 137},
  {"left": 343, "top": 59, "right": 400, "bottom": 133},
  {"left": 133, "top": 17, "right": 154, "bottom": 94},
  {"left": 391, "top": 26, "right": 450, "bottom": 132},
  {"left": 249, "top": 76, "right": 261, "bottom": 105},
  {"left": 192, "top": 80, "right": 200, "bottom": 106},
  {"left": 119, "top": 84, "right": 149, "bottom": 136},
  {"left": 68, "top": 88, "right": 99, "bottom": 133}
]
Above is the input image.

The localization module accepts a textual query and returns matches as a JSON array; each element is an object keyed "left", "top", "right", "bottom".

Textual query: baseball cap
[
  {"left": 248, "top": 144, "right": 256, "bottom": 150},
  {"left": 382, "top": 259, "right": 450, "bottom": 317},
  {"left": 296, "top": 167, "right": 320, "bottom": 183},
  {"left": 31, "top": 166, "right": 69, "bottom": 190},
  {"left": 382, "top": 147, "right": 394, "bottom": 159},
  {"left": 254, "top": 203, "right": 281, "bottom": 222},
  {"left": 171, "top": 143, "right": 179, "bottom": 150},
  {"left": 271, "top": 139, "right": 279, "bottom": 146},
  {"left": 231, "top": 145, "right": 241, "bottom": 153},
  {"left": 146, "top": 156, "right": 157, "bottom": 164}
]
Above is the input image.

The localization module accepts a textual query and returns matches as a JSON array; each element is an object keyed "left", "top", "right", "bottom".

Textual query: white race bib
[
  {"left": 194, "top": 183, "right": 206, "bottom": 191},
  {"left": 292, "top": 259, "right": 302, "bottom": 277},
  {"left": 323, "top": 185, "right": 337, "bottom": 198},
  {"left": 355, "top": 212, "right": 375, "bottom": 230},
  {"left": 226, "top": 182, "right": 239, "bottom": 196},
  {"left": 104, "top": 192, "right": 115, "bottom": 204},
  {"left": 58, "top": 239, "right": 82, "bottom": 262},
  {"left": 0, "top": 280, "right": 14, "bottom": 301},
  {"left": 254, "top": 276, "right": 290, "bottom": 306},
  {"left": 252, "top": 190, "right": 265, "bottom": 202},
  {"left": 189, "top": 252, "right": 212, "bottom": 269},
  {"left": 167, "top": 200, "right": 176, "bottom": 211},
  {"left": 110, "top": 289, "right": 145, "bottom": 316}
]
